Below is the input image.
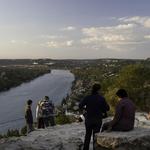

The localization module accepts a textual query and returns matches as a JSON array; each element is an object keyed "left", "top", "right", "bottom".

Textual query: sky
[{"left": 0, "top": 0, "right": 150, "bottom": 59}]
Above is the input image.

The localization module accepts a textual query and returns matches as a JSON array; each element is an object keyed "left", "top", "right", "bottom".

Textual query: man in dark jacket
[
  {"left": 79, "top": 84, "right": 110, "bottom": 150},
  {"left": 40, "top": 96, "right": 55, "bottom": 127},
  {"left": 25, "top": 99, "right": 34, "bottom": 133},
  {"left": 103, "top": 89, "right": 135, "bottom": 131}
]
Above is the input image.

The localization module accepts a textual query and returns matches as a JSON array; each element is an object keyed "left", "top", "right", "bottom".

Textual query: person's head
[
  {"left": 27, "top": 99, "right": 32, "bottom": 106},
  {"left": 92, "top": 83, "right": 101, "bottom": 94},
  {"left": 44, "top": 96, "right": 49, "bottom": 101},
  {"left": 116, "top": 89, "right": 128, "bottom": 99}
]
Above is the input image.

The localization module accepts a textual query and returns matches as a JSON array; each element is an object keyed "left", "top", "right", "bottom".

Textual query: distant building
[{"left": 33, "top": 62, "right": 38, "bottom": 65}]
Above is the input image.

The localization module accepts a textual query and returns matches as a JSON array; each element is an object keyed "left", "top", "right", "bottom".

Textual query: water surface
[{"left": 0, "top": 70, "right": 74, "bottom": 133}]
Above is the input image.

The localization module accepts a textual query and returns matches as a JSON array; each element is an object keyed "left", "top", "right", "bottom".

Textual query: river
[{"left": 0, "top": 70, "right": 74, "bottom": 133}]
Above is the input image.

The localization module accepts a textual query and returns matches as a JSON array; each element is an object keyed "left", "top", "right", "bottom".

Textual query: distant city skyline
[{"left": 0, "top": 0, "right": 150, "bottom": 59}]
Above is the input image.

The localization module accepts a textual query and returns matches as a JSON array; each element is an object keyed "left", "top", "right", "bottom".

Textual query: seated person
[{"left": 102, "top": 89, "right": 135, "bottom": 131}]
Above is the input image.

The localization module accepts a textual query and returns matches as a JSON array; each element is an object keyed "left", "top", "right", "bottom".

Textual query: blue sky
[{"left": 0, "top": 0, "right": 150, "bottom": 59}]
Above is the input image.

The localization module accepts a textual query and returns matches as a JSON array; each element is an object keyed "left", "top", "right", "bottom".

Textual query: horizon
[
  {"left": 0, "top": 57, "right": 148, "bottom": 61},
  {"left": 0, "top": 0, "right": 150, "bottom": 59}
]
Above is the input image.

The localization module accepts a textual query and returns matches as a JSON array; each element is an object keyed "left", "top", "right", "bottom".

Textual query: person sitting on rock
[
  {"left": 102, "top": 89, "right": 135, "bottom": 132},
  {"left": 79, "top": 83, "right": 110, "bottom": 150}
]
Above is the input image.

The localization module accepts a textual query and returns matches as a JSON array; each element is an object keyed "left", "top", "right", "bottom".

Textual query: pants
[
  {"left": 27, "top": 123, "right": 34, "bottom": 134},
  {"left": 37, "top": 117, "right": 44, "bottom": 129},
  {"left": 48, "top": 116, "right": 55, "bottom": 126},
  {"left": 83, "top": 120, "right": 102, "bottom": 150},
  {"left": 102, "top": 121, "right": 133, "bottom": 132},
  {"left": 43, "top": 117, "right": 49, "bottom": 127}
]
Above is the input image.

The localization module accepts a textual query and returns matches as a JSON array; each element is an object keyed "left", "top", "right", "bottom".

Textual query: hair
[
  {"left": 27, "top": 99, "right": 32, "bottom": 105},
  {"left": 92, "top": 83, "right": 101, "bottom": 94},
  {"left": 116, "top": 89, "right": 128, "bottom": 98},
  {"left": 44, "top": 96, "right": 49, "bottom": 100}
]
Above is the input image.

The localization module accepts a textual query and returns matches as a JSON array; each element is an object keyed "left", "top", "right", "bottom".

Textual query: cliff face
[{"left": 1, "top": 113, "right": 150, "bottom": 150}]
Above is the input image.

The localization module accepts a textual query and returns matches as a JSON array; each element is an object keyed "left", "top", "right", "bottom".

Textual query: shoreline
[{"left": 0, "top": 65, "right": 50, "bottom": 93}]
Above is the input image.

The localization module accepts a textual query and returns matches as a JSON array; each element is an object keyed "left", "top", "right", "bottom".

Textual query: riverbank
[
  {"left": 0, "top": 65, "right": 50, "bottom": 92},
  {"left": 61, "top": 63, "right": 150, "bottom": 114}
]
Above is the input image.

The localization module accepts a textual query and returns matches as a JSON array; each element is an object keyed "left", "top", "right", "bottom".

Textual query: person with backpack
[
  {"left": 48, "top": 99, "right": 56, "bottom": 126},
  {"left": 79, "top": 84, "right": 110, "bottom": 150},
  {"left": 25, "top": 99, "right": 34, "bottom": 133},
  {"left": 40, "top": 96, "right": 55, "bottom": 127}
]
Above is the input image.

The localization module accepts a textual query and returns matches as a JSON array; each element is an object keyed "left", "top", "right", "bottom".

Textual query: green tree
[{"left": 105, "top": 64, "right": 150, "bottom": 112}]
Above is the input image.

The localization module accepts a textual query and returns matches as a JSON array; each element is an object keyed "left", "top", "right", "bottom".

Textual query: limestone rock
[
  {"left": 0, "top": 123, "right": 85, "bottom": 150},
  {"left": 96, "top": 127, "right": 150, "bottom": 150}
]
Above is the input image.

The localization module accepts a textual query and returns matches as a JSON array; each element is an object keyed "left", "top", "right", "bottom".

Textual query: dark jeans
[
  {"left": 37, "top": 117, "right": 44, "bottom": 129},
  {"left": 83, "top": 120, "right": 102, "bottom": 150},
  {"left": 27, "top": 123, "right": 34, "bottom": 134},
  {"left": 48, "top": 116, "right": 55, "bottom": 126},
  {"left": 102, "top": 121, "right": 133, "bottom": 132},
  {"left": 43, "top": 116, "right": 56, "bottom": 127},
  {"left": 43, "top": 117, "right": 49, "bottom": 127}
]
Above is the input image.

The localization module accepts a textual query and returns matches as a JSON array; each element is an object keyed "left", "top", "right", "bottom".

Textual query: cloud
[
  {"left": 46, "top": 41, "right": 59, "bottom": 48},
  {"left": 10, "top": 40, "right": 17, "bottom": 44},
  {"left": 61, "top": 26, "right": 76, "bottom": 31},
  {"left": 40, "top": 35, "right": 65, "bottom": 39},
  {"left": 66, "top": 40, "right": 74, "bottom": 46},
  {"left": 44, "top": 40, "right": 74, "bottom": 48},
  {"left": 39, "top": 16, "right": 150, "bottom": 55},
  {"left": 119, "top": 16, "right": 150, "bottom": 28},
  {"left": 81, "top": 24, "right": 135, "bottom": 45},
  {"left": 81, "top": 18, "right": 150, "bottom": 51},
  {"left": 10, "top": 40, "right": 28, "bottom": 44},
  {"left": 115, "top": 23, "right": 136, "bottom": 29},
  {"left": 144, "top": 35, "right": 150, "bottom": 39}
]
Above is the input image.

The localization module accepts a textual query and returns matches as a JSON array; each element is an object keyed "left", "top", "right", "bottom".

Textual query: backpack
[{"left": 41, "top": 101, "right": 54, "bottom": 117}]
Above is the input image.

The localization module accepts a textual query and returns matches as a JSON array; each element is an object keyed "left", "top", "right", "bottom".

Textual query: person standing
[
  {"left": 79, "top": 84, "right": 110, "bottom": 150},
  {"left": 25, "top": 99, "right": 34, "bottom": 134},
  {"left": 41, "top": 96, "right": 55, "bottom": 127},
  {"left": 36, "top": 100, "right": 44, "bottom": 128},
  {"left": 48, "top": 98, "right": 56, "bottom": 126},
  {"left": 102, "top": 89, "right": 135, "bottom": 132}
]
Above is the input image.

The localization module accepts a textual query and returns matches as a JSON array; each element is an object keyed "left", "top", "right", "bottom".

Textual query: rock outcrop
[
  {"left": 0, "top": 123, "right": 85, "bottom": 150},
  {"left": 96, "top": 113, "right": 150, "bottom": 150},
  {"left": 1, "top": 113, "right": 150, "bottom": 150},
  {"left": 96, "top": 127, "right": 150, "bottom": 150}
]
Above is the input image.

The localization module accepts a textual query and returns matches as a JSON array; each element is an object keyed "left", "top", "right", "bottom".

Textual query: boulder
[{"left": 96, "top": 127, "right": 150, "bottom": 150}]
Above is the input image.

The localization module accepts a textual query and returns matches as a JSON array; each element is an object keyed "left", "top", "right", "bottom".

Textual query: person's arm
[
  {"left": 25, "top": 108, "right": 30, "bottom": 122},
  {"left": 102, "top": 98, "right": 110, "bottom": 112},
  {"left": 36, "top": 105, "right": 39, "bottom": 119},
  {"left": 110, "top": 102, "right": 123, "bottom": 127},
  {"left": 79, "top": 96, "right": 87, "bottom": 110}
]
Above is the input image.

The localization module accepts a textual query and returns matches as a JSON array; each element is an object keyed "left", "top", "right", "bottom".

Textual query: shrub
[{"left": 55, "top": 114, "right": 72, "bottom": 125}]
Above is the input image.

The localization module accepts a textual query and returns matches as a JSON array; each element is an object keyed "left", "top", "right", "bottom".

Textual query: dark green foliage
[
  {"left": 0, "top": 65, "right": 50, "bottom": 92},
  {"left": 68, "top": 60, "right": 150, "bottom": 114},
  {"left": 6, "top": 129, "right": 20, "bottom": 137},
  {"left": 105, "top": 64, "right": 150, "bottom": 112},
  {"left": 20, "top": 126, "right": 27, "bottom": 135},
  {"left": 55, "top": 114, "right": 72, "bottom": 125}
]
